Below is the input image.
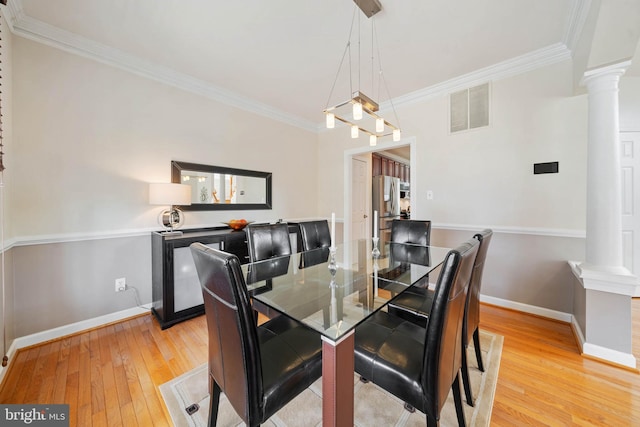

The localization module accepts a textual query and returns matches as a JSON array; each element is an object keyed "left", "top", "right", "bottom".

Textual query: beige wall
[
  {"left": 621, "top": 76, "right": 640, "bottom": 131},
  {"left": 0, "top": 11, "right": 15, "bottom": 358},
  {"left": 6, "top": 35, "right": 320, "bottom": 339},
  {"left": 12, "top": 36, "right": 319, "bottom": 239},
  {"left": 318, "top": 58, "right": 588, "bottom": 315}
]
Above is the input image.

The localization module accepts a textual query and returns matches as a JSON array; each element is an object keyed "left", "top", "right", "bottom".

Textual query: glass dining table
[{"left": 241, "top": 239, "right": 451, "bottom": 427}]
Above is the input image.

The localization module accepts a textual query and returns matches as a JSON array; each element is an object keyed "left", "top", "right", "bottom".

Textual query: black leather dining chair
[
  {"left": 354, "top": 238, "right": 479, "bottom": 427},
  {"left": 390, "top": 219, "right": 432, "bottom": 283},
  {"left": 386, "top": 229, "right": 493, "bottom": 407},
  {"left": 298, "top": 220, "right": 331, "bottom": 250},
  {"left": 245, "top": 222, "right": 292, "bottom": 263},
  {"left": 460, "top": 229, "right": 493, "bottom": 405},
  {"left": 297, "top": 220, "right": 331, "bottom": 268},
  {"left": 190, "top": 243, "right": 323, "bottom": 427},
  {"left": 390, "top": 219, "right": 431, "bottom": 246}
]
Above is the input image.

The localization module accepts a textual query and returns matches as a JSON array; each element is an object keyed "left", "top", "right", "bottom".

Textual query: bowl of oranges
[{"left": 223, "top": 219, "right": 252, "bottom": 231}]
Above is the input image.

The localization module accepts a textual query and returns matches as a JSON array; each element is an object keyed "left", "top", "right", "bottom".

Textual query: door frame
[{"left": 343, "top": 136, "right": 417, "bottom": 244}]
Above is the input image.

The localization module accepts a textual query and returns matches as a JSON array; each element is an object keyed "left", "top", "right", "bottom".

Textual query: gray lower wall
[
  {"left": 0, "top": 249, "right": 15, "bottom": 356},
  {"left": 572, "top": 271, "right": 587, "bottom": 337},
  {"left": 432, "top": 227, "right": 585, "bottom": 314},
  {"left": 12, "top": 235, "right": 152, "bottom": 337},
  {"left": 6, "top": 225, "right": 585, "bottom": 341}
]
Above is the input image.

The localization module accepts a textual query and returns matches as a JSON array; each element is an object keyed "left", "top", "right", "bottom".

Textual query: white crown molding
[
  {"left": 6, "top": 0, "right": 581, "bottom": 134},
  {"left": 386, "top": 43, "right": 572, "bottom": 110},
  {"left": 2, "top": 0, "right": 24, "bottom": 33},
  {"left": 563, "top": 0, "right": 592, "bottom": 52},
  {"left": 4, "top": 1, "right": 317, "bottom": 133}
]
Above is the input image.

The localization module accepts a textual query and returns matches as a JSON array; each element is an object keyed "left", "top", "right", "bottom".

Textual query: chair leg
[
  {"left": 452, "top": 372, "right": 467, "bottom": 427},
  {"left": 426, "top": 414, "right": 439, "bottom": 427},
  {"left": 473, "top": 328, "right": 484, "bottom": 372},
  {"left": 208, "top": 379, "right": 221, "bottom": 427},
  {"left": 461, "top": 345, "right": 474, "bottom": 407}
]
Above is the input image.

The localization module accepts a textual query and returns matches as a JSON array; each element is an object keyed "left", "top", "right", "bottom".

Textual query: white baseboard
[
  {"left": 0, "top": 304, "right": 151, "bottom": 384},
  {"left": 570, "top": 313, "right": 637, "bottom": 369},
  {"left": 571, "top": 314, "right": 586, "bottom": 352},
  {"left": 582, "top": 342, "right": 637, "bottom": 369},
  {"left": 480, "top": 294, "right": 573, "bottom": 322}
]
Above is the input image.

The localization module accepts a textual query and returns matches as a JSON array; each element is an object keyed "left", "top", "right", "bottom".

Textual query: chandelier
[{"left": 323, "top": 0, "right": 401, "bottom": 146}]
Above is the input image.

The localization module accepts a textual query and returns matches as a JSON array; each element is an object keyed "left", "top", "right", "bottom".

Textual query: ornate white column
[
  {"left": 572, "top": 60, "right": 639, "bottom": 369},
  {"left": 581, "top": 61, "right": 630, "bottom": 272}
]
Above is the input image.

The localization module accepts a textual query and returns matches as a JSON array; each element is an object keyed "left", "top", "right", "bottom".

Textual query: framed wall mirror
[{"left": 171, "top": 161, "right": 272, "bottom": 211}]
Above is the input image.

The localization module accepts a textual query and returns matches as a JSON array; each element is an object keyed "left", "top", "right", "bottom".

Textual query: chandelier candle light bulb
[
  {"left": 351, "top": 125, "right": 359, "bottom": 138},
  {"left": 376, "top": 117, "right": 384, "bottom": 133},
  {"left": 353, "top": 101, "right": 363, "bottom": 120},
  {"left": 326, "top": 112, "right": 335, "bottom": 129}
]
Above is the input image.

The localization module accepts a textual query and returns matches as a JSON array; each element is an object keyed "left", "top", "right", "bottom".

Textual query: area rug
[{"left": 159, "top": 330, "right": 503, "bottom": 427}]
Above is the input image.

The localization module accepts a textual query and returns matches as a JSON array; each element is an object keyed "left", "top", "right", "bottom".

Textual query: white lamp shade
[
  {"left": 326, "top": 112, "right": 335, "bottom": 128},
  {"left": 353, "top": 102, "right": 363, "bottom": 120},
  {"left": 149, "top": 183, "right": 192, "bottom": 206}
]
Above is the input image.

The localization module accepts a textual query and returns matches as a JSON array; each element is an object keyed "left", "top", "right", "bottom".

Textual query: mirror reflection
[
  {"left": 171, "top": 161, "right": 272, "bottom": 211},
  {"left": 180, "top": 170, "right": 267, "bottom": 204}
]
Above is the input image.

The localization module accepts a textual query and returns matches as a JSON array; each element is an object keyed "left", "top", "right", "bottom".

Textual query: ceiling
[{"left": 5, "top": 0, "right": 638, "bottom": 133}]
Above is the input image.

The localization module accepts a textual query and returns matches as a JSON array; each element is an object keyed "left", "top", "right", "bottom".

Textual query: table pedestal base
[{"left": 322, "top": 332, "right": 355, "bottom": 426}]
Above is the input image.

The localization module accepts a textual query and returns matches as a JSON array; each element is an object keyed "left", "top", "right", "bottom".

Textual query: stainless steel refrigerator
[{"left": 372, "top": 175, "right": 401, "bottom": 255}]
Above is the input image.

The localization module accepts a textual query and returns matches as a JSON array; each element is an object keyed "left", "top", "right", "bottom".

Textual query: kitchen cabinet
[{"left": 372, "top": 153, "right": 409, "bottom": 181}]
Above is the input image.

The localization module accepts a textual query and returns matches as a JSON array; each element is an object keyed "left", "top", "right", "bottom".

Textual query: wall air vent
[{"left": 450, "top": 83, "right": 490, "bottom": 133}]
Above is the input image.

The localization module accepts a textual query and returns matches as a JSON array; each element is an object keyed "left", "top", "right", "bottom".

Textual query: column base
[{"left": 569, "top": 261, "right": 639, "bottom": 369}]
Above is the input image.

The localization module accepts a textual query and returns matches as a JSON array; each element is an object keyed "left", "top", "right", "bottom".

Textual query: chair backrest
[
  {"left": 463, "top": 229, "right": 493, "bottom": 344},
  {"left": 190, "top": 243, "right": 263, "bottom": 423},
  {"left": 422, "top": 238, "right": 479, "bottom": 416},
  {"left": 298, "top": 220, "right": 331, "bottom": 251},
  {"left": 389, "top": 242, "right": 431, "bottom": 266},
  {"left": 245, "top": 222, "right": 292, "bottom": 263},
  {"left": 390, "top": 219, "right": 431, "bottom": 246}
]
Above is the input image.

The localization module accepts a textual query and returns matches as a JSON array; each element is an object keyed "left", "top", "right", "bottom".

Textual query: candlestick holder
[
  {"left": 372, "top": 237, "right": 380, "bottom": 258},
  {"left": 328, "top": 246, "right": 337, "bottom": 276}
]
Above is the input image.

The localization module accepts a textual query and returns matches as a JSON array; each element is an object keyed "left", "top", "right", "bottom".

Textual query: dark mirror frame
[{"left": 171, "top": 161, "right": 272, "bottom": 211}]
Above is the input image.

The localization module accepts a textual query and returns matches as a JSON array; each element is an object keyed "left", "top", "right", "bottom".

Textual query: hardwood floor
[{"left": 1, "top": 302, "right": 639, "bottom": 426}]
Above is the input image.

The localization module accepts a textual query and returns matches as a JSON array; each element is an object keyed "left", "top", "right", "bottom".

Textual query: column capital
[{"left": 581, "top": 59, "right": 632, "bottom": 87}]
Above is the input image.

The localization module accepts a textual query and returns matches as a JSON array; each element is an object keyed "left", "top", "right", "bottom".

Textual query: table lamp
[{"left": 149, "top": 183, "right": 192, "bottom": 234}]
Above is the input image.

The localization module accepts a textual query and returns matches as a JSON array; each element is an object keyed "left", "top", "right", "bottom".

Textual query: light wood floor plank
[{"left": 0, "top": 302, "right": 639, "bottom": 425}]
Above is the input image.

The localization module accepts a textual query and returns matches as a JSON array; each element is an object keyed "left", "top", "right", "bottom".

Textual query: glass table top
[{"left": 241, "top": 240, "right": 451, "bottom": 341}]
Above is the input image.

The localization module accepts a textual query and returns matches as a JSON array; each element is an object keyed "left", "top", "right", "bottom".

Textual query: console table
[
  {"left": 151, "top": 227, "right": 250, "bottom": 329},
  {"left": 151, "top": 225, "right": 299, "bottom": 329}
]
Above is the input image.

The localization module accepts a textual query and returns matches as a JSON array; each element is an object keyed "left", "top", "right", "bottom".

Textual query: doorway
[
  {"left": 621, "top": 132, "right": 640, "bottom": 295},
  {"left": 343, "top": 137, "right": 416, "bottom": 244}
]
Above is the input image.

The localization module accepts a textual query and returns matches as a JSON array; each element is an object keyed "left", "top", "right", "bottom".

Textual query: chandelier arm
[
  {"left": 325, "top": 7, "right": 358, "bottom": 110},
  {"left": 374, "top": 23, "right": 401, "bottom": 130}
]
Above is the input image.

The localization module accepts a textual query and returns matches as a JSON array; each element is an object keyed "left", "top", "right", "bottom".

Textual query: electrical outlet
[{"left": 115, "top": 277, "right": 126, "bottom": 292}]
